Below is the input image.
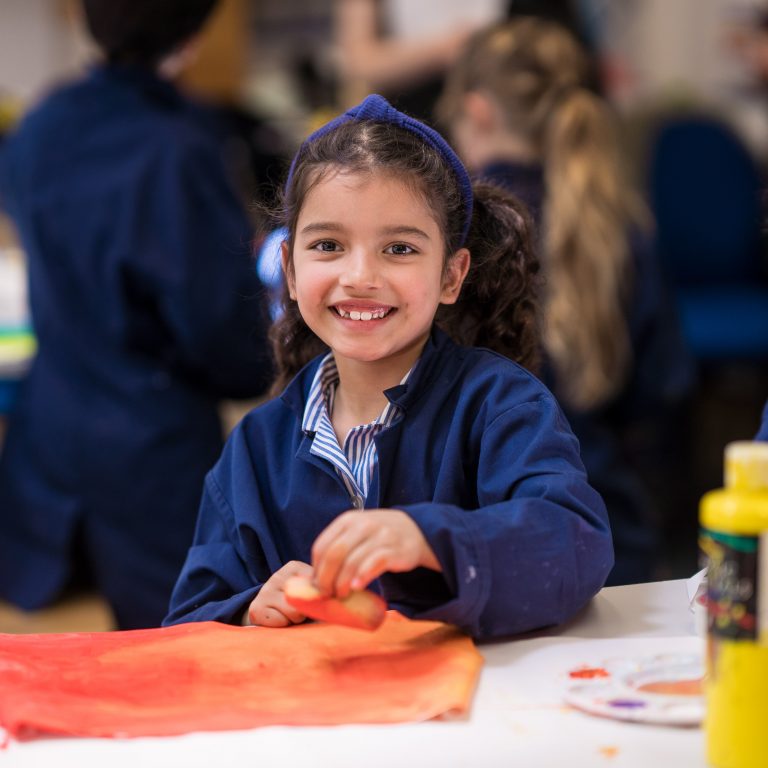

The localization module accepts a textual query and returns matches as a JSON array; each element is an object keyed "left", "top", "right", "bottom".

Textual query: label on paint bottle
[{"left": 701, "top": 529, "right": 767, "bottom": 642}]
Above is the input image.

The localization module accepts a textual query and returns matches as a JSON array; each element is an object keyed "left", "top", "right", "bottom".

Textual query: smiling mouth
[{"left": 332, "top": 306, "right": 395, "bottom": 321}]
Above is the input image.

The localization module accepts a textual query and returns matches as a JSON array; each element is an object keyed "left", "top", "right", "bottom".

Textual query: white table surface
[{"left": 2, "top": 579, "right": 706, "bottom": 768}]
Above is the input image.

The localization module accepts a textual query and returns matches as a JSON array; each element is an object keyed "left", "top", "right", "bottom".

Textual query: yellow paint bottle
[{"left": 700, "top": 441, "right": 768, "bottom": 768}]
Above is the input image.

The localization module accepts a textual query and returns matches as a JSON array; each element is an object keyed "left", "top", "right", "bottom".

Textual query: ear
[
  {"left": 281, "top": 239, "right": 297, "bottom": 300},
  {"left": 440, "top": 248, "right": 471, "bottom": 305},
  {"left": 462, "top": 91, "right": 498, "bottom": 135}
]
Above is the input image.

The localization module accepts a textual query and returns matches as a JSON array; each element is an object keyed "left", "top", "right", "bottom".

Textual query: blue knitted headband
[{"left": 285, "top": 94, "right": 474, "bottom": 246}]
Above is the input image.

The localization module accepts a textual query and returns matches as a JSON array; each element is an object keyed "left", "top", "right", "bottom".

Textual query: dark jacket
[
  {"left": 480, "top": 160, "right": 694, "bottom": 585},
  {"left": 164, "top": 329, "right": 613, "bottom": 641},
  {"left": 0, "top": 64, "right": 273, "bottom": 628}
]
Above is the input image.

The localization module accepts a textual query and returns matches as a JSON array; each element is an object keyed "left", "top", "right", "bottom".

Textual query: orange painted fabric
[{"left": 0, "top": 612, "right": 483, "bottom": 740}]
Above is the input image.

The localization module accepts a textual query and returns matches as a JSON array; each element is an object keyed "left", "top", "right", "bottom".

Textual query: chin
[{"left": 336, "top": 347, "right": 392, "bottom": 364}]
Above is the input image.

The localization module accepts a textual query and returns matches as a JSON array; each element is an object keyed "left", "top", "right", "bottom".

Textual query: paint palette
[{"left": 564, "top": 653, "right": 704, "bottom": 726}]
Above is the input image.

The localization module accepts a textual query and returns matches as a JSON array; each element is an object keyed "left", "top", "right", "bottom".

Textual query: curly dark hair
[
  {"left": 436, "top": 180, "right": 540, "bottom": 372},
  {"left": 269, "top": 120, "right": 540, "bottom": 394}
]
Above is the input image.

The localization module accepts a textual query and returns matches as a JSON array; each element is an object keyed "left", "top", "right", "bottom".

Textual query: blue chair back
[
  {"left": 648, "top": 115, "right": 768, "bottom": 360},
  {"left": 650, "top": 115, "right": 763, "bottom": 285}
]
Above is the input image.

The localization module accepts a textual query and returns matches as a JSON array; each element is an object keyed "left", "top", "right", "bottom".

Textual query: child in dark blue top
[
  {"left": 437, "top": 18, "right": 694, "bottom": 585},
  {"left": 0, "top": 0, "right": 273, "bottom": 629},
  {"left": 164, "top": 94, "right": 613, "bottom": 640}
]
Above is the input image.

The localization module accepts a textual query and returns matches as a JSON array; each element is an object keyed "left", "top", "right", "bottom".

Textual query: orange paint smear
[
  {"left": 599, "top": 746, "right": 620, "bottom": 759},
  {"left": 0, "top": 613, "right": 483, "bottom": 740},
  {"left": 636, "top": 677, "right": 703, "bottom": 696}
]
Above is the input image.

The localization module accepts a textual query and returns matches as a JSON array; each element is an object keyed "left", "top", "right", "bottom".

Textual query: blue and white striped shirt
[{"left": 301, "top": 353, "right": 409, "bottom": 507}]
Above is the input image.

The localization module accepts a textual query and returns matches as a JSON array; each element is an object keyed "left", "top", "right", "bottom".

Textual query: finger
[
  {"left": 313, "top": 524, "right": 368, "bottom": 597},
  {"left": 284, "top": 560, "right": 314, "bottom": 580},
  {"left": 311, "top": 512, "right": 354, "bottom": 566},
  {"left": 279, "top": 605, "right": 307, "bottom": 625},
  {"left": 249, "top": 604, "right": 292, "bottom": 628},
  {"left": 312, "top": 535, "right": 348, "bottom": 596},
  {"left": 275, "top": 593, "right": 308, "bottom": 624},
  {"left": 348, "top": 549, "right": 391, "bottom": 591},
  {"left": 333, "top": 541, "right": 386, "bottom": 597}
]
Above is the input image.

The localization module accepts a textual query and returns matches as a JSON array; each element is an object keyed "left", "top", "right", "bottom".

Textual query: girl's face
[{"left": 284, "top": 170, "right": 469, "bottom": 379}]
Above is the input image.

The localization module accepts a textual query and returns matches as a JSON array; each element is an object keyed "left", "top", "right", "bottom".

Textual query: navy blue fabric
[
  {"left": 0, "top": 380, "right": 20, "bottom": 415},
  {"left": 0, "top": 64, "right": 273, "bottom": 628},
  {"left": 481, "top": 160, "right": 694, "bottom": 585},
  {"left": 650, "top": 117, "right": 763, "bottom": 284},
  {"left": 286, "top": 94, "right": 474, "bottom": 245},
  {"left": 676, "top": 287, "right": 768, "bottom": 360},
  {"left": 757, "top": 400, "right": 768, "bottom": 441},
  {"left": 480, "top": 160, "right": 545, "bottom": 222},
  {"left": 164, "top": 328, "right": 613, "bottom": 641}
]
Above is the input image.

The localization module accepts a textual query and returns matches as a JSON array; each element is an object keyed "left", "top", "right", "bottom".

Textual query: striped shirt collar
[
  {"left": 302, "top": 354, "right": 411, "bottom": 435},
  {"left": 280, "top": 327, "right": 452, "bottom": 417},
  {"left": 301, "top": 353, "right": 412, "bottom": 500}
]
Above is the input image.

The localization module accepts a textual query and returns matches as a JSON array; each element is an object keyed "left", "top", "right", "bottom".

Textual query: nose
[{"left": 339, "top": 248, "right": 381, "bottom": 290}]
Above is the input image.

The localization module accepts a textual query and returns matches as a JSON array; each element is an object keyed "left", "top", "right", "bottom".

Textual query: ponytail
[
  {"left": 437, "top": 181, "right": 541, "bottom": 372},
  {"left": 542, "top": 88, "right": 643, "bottom": 409}
]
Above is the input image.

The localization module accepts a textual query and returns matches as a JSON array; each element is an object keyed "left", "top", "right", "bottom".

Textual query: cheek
[
  {"left": 403, "top": 266, "right": 446, "bottom": 306},
  {"left": 292, "top": 262, "right": 331, "bottom": 304}
]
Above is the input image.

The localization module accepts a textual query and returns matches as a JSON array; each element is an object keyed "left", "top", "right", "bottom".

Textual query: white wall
[
  {"left": 0, "top": 0, "right": 88, "bottom": 107},
  {"left": 600, "top": 0, "right": 768, "bottom": 154}
]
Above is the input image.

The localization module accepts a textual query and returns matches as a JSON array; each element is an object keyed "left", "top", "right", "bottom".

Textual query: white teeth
[{"left": 335, "top": 307, "right": 389, "bottom": 321}]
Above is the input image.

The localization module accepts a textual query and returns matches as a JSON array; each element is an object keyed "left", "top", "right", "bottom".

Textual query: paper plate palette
[{"left": 564, "top": 653, "right": 704, "bottom": 726}]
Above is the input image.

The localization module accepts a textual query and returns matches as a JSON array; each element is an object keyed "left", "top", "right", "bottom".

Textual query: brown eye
[{"left": 386, "top": 243, "right": 415, "bottom": 255}]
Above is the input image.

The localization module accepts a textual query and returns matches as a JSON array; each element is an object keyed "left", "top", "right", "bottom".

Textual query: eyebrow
[
  {"left": 299, "top": 221, "right": 344, "bottom": 236},
  {"left": 380, "top": 226, "right": 431, "bottom": 241},
  {"left": 298, "top": 222, "right": 431, "bottom": 240}
]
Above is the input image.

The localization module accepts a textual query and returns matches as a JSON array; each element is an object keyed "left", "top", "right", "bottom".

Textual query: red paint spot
[{"left": 569, "top": 666, "right": 610, "bottom": 679}]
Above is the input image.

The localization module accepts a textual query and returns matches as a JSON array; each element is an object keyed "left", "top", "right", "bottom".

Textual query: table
[{"left": 2, "top": 579, "right": 706, "bottom": 768}]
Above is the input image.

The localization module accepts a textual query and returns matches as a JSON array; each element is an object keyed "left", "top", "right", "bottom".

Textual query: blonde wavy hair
[{"left": 439, "top": 17, "right": 649, "bottom": 410}]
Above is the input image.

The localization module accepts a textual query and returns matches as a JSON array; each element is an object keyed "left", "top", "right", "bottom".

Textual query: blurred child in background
[
  {"left": 333, "top": 0, "right": 506, "bottom": 119},
  {"left": 438, "top": 17, "right": 694, "bottom": 585},
  {"left": 0, "top": 0, "right": 273, "bottom": 628}
]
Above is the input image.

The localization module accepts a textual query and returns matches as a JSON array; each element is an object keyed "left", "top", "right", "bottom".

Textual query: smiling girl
[{"left": 164, "top": 95, "right": 613, "bottom": 640}]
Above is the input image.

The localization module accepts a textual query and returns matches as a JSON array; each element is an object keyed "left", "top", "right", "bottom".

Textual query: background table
[{"left": 2, "top": 579, "right": 706, "bottom": 767}]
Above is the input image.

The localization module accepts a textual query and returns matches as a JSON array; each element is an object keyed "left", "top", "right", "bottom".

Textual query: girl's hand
[
  {"left": 243, "top": 560, "right": 314, "bottom": 627},
  {"left": 311, "top": 509, "right": 441, "bottom": 598}
]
